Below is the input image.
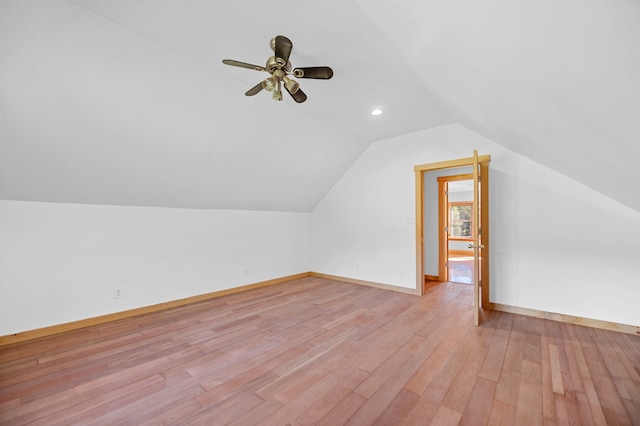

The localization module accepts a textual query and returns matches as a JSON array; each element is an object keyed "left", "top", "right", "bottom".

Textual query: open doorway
[
  {"left": 414, "top": 152, "right": 490, "bottom": 326},
  {"left": 439, "top": 174, "right": 474, "bottom": 284}
]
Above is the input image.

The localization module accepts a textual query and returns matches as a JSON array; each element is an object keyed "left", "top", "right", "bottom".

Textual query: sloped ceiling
[{"left": 1, "top": 1, "right": 638, "bottom": 212}]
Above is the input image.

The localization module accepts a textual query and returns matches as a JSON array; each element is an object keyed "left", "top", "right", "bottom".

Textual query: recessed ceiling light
[{"left": 371, "top": 108, "right": 383, "bottom": 116}]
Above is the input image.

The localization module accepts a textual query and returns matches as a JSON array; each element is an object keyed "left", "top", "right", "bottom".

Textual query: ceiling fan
[{"left": 222, "top": 35, "right": 333, "bottom": 103}]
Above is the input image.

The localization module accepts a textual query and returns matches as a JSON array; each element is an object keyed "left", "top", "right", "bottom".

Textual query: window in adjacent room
[{"left": 448, "top": 201, "right": 473, "bottom": 240}]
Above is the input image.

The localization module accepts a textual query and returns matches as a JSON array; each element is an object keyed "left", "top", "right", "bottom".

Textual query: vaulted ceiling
[{"left": 2, "top": 1, "right": 638, "bottom": 212}]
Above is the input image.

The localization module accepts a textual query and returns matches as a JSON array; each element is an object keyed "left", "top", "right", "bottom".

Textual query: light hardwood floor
[{"left": 1, "top": 277, "right": 639, "bottom": 425}]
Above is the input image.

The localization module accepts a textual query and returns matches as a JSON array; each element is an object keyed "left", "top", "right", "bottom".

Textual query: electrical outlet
[
  {"left": 244, "top": 269, "right": 249, "bottom": 277},
  {"left": 114, "top": 288, "right": 124, "bottom": 299}
]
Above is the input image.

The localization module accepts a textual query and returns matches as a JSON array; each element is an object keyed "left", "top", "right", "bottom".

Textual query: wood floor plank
[
  {"left": 580, "top": 330, "right": 634, "bottom": 424},
  {"left": 494, "top": 318, "right": 525, "bottom": 406},
  {"left": 227, "top": 399, "right": 283, "bottom": 426},
  {"left": 523, "top": 316, "right": 542, "bottom": 364},
  {"left": 199, "top": 339, "right": 313, "bottom": 392},
  {"left": 440, "top": 340, "right": 488, "bottom": 414},
  {"left": 553, "top": 392, "right": 571, "bottom": 425},
  {"left": 458, "top": 376, "right": 496, "bottom": 426},
  {"left": 430, "top": 405, "right": 462, "bottom": 425},
  {"left": 295, "top": 367, "right": 369, "bottom": 425},
  {"left": 316, "top": 391, "right": 367, "bottom": 426},
  {"left": 401, "top": 395, "right": 440, "bottom": 425},
  {"left": 581, "top": 377, "right": 608, "bottom": 425},
  {"left": 346, "top": 354, "right": 425, "bottom": 425},
  {"left": 28, "top": 374, "right": 165, "bottom": 425},
  {"left": 185, "top": 391, "right": 265, "bottom": 425},
  {"left": 91, "top": 380, "right": 205, "bottom": 425},
  {"left": 560, "top": 324, "right": 585, "bottom": 395},
  {"left": 256, "top": 372, "right": 341, "bottom": 426},
  {"left": 549, "top": 344, "right": 565, "bottom": 395},
  {"left": 516, "top": 359, "right": 543, "bottom": 425},
  {"left": 198, "top": 370, "right": 278, "bottom": 407},
  {"left": 372, "top": 388, "right": 421, "bottom": 426},
  {"left": 271, "top": 355, "right": 346, "bottom": 405},
  {"left": 541, "top": 322, "right": 557, "bottom": 423},
  {"left": 621, "top": 398, "right": 640, "bottom": 425},
  {"left": 354, "top": 335, "right": 425, "bottom": 399},
  {"left": 403, "top": 337, "right": 458, "bottom": 396},
  {"left": 140, "top": 398, "right": 204, "bottom": 426},
  {"left": 487, "top": 399, "right": 517, "bottom": 425},
  {"left": 575, "top": 390, "right": 596, "bottom": 426},
  {"left": 408, "top": 324, "right": 477, "bottom": 420},
  {"left": 478, "top": 325, "right": 510, "bottom": 382},
  {"left": 1, "top": 278, "right": 638, "bottom": 425}
]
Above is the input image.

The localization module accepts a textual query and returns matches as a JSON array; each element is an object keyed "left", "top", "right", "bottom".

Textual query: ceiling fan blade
[
  {"left": 274, "top": 35, "right": 293, "bottom": 63},
  {"left": 286, "top": 86, "right": 307, "bottom": 103},
  {"left": 245, "top": 82, "right": 264, "bottom": 96},
  {"left": 293, "top": 66, "right": 333, "bottom": 79},
  {"left": 222, "top": 59, "right": 266, "bottom": 72}
]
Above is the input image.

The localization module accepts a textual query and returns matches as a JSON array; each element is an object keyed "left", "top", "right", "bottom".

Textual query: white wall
[
  {"left": 311, "top": 124, "right": 640, "bottom": 326},
  {"left": 2, "top": 123, "right": 638, "bottom": 335},
  {"left": 0, "top": 200, "right": 310, "bottom": 335}
]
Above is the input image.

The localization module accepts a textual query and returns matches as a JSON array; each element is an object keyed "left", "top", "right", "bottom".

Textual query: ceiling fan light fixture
[
  {"left": 283, "top": 76, "right": 300, "bottom": 94},
  {"left": 272, "top": 80, "right": 283, "bottom": 101},
  {"left": 262, "top": 77, "right": 276, "bottom": 92}
]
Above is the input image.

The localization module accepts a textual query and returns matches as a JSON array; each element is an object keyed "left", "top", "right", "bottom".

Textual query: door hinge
[
  {"left": 444, "top": 226, "right": 448, "bottom": 232},
  {"left": 478, "top": 227, "right": 482, "bottom": 235},
  {"left": 479, "top": 280, "right": 482, "bottom": 287}
]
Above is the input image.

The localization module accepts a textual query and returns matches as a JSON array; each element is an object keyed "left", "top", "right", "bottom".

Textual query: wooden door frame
[{"left": 414, "top": 154, "right": 490, "bottom": 297}]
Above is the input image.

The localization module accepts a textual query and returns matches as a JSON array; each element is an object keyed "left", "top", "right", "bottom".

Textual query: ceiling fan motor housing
[{"left": 266, "top": 56, "right": 291, "bottom": 74}]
